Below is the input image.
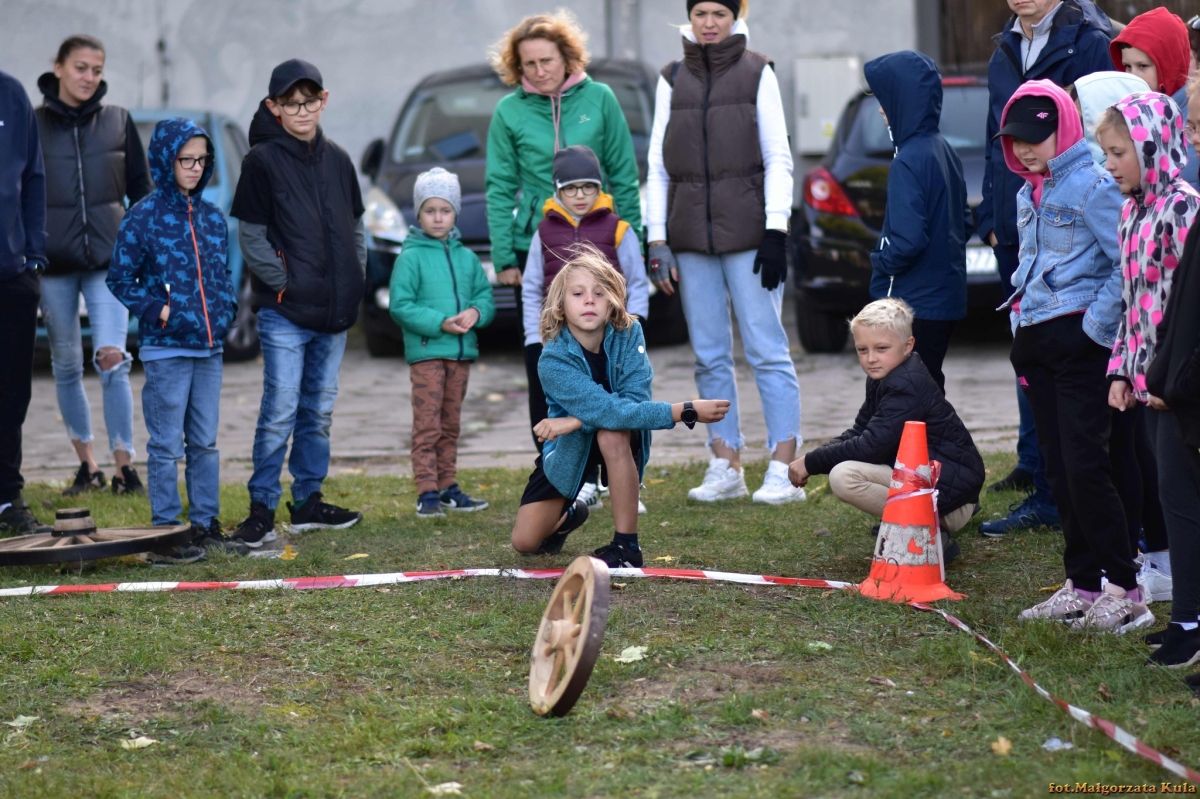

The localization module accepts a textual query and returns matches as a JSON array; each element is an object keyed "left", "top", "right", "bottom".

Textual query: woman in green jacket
[
  {"left": 485, "top": 10, "right": 643, "bottom": 448},
  {"left": 390, "top": 168, "right": 496, "bottom": 518}
]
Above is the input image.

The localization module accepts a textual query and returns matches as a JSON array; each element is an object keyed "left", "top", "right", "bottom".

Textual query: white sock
[
  {"left": 1148, "top": 551, "right": 1172, "bottom": 576},
  {"left": 1178, "top": 621, "right": 1199, "bottom": 632}
]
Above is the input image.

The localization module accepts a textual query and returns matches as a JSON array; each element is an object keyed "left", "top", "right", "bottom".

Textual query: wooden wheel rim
[
  {"left": 529, "top": 555, "right": 610, "bottom": 717},
  {"left": 0, "top": 525, "right": 193, "bottom": 566}
]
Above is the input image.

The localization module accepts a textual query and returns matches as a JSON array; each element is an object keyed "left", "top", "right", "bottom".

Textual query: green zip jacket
[
  {"left": 485, "top": 76, "right": 642, "bottom": 271},
  {"left": 389, "top": 228, "right": 496, "bottom": 364}
]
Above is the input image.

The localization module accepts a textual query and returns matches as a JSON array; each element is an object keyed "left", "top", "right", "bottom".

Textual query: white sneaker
[
  {"left": 1137, "top": 561, "right": 1173, "bottom": 603},
  {"left": 752, "top": 460, "right": 807, "bottom": 505},
  {"left": 576, "top": 482, "right": 603, "bottom": 510},
  {"left": 687, "top": 458, "right": 749, "bottom": 502},
  {"left": 637, "top": 497, "right": 647, "bottom": 515}
]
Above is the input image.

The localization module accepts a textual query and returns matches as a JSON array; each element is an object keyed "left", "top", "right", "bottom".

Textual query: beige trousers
[{"left": 827, "top": 461, "right": 973, "bottom": 533}]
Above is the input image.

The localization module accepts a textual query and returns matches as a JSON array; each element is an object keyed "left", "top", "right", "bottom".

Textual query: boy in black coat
[{"left": 789, "top": 299, "right": 984, "bottom": 553}]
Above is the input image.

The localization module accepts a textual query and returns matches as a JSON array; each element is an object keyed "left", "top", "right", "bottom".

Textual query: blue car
[{"left": 35, "top": 108, "right": 260, "bottom": 362}]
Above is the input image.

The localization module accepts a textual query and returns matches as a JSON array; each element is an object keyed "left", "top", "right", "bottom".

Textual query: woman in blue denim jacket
[
  {"left": 998, "top": 81, "right": 1148, "bottom": 634},
  {"left": 509, "top": 248, "right": 728, "bottom": 568}
]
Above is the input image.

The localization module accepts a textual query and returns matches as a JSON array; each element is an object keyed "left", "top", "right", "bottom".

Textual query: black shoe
[
  {"left": 0, "top": 501, "right": 52, "bottom": 536},
  {"left": 288, "top": 491, "right": 362, "bottom": 531},
  {"left": 233, "top": 503, "right": 277, "bottom": 549},
  {"left": 988, "top": 467, "right": 1034, "bottom": 493},
  {"left": 592, "top": 539, "right": 644, "bottom": 569},
  {"left": 191, "top": 519, "right": 249, "bottom": 555},
  {"left": 942, "top": 534, "right": 960, "bottom": 565},
  {"left": 146, "top": 543, "right": 207, "bottom": 565},
  {"left": 533, "top": 500, "right": 589, "bottom": 555},
  {"left": 416, "top": 491, "right": 446, "bottom": 519},
  {"left": 1146, "top": 625, "right": 1200, "bottom": 669},
  {"left": 1186, "top": 673, "right": 1200, "bottom": 695},
  {"left": 870, "top": 523, "right": 881, "bottom": 538},
  {"left": 111, "top": 465, "right": 146, "bottom": 495},
  {"left": 63, "top": 462, "right": 106, "bottom": 496}
]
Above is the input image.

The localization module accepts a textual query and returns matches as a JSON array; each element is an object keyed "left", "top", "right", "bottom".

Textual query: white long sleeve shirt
[{"left": 646, "top": 20, "right": 793, "bottom": 244}]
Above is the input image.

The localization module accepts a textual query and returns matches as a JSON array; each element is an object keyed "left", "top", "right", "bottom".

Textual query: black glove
[{"left": 753, "top": 230, "right": 788, "bottom": 291}]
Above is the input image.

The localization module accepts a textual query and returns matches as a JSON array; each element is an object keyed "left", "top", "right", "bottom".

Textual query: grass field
[{"left": 1, "top": 455, "right": 1197, "bottom": 798}]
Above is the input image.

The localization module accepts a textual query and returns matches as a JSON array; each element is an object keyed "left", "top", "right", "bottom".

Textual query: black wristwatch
[{"left": 681, "top": 401, "right": 698, "bottom": 430}]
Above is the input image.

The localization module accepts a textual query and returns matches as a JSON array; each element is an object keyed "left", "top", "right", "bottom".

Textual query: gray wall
[{"left": 1, "top": 0, "right": 918, "bottom": 171}]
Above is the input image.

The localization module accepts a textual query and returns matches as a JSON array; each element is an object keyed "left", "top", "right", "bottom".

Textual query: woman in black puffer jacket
[{"left": 35, "top": 34, "right": 152, "bottom": 497}]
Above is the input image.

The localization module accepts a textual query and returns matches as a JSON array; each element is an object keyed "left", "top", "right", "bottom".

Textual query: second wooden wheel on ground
[
  {"left": 0, "top": 508, "right": 192, "bottom": 567},
  {"left": 529, "top": 555, "right": 610, "bottom": 717}
]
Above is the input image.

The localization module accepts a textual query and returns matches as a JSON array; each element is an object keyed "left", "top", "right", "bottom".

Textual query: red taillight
[{"left": 804, "top": 168, "right": 860, "bottom": 217}]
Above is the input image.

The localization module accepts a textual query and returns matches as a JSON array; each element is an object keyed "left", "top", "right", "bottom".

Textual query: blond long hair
[
  {"left": 540, "top": 244, "right": 634, "bottom": 343},
  {"left": 490, "top": 10, "right": 590, "bottom": 87}
]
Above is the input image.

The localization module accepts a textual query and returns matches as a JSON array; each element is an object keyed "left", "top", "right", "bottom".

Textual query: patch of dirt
[
  {"left": 60, "top": 671, "right": 267, "bottom": 722},
  {"left": 628, "top": 663, "right": 789, "bottom": 703}
]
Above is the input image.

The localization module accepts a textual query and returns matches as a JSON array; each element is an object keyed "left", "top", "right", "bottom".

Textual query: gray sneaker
[
  {"left": 1070, "top": 583, "right": 1155, "bottom": 635},
  {"left": 1018, "top": 579, "right": 1093, "bottom": 623}
]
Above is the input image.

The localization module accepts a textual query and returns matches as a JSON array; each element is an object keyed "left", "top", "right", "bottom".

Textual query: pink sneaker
[
  {"left": 1017, "top": 579, "right": 1092, "bottom": 623},
  {"left": 1070, "top": 583, "right": 1155, "bottom": 635}
]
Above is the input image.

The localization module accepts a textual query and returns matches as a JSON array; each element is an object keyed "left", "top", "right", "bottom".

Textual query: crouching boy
[
  {"left": 107, "top": 118, "right": 243, "bottom": 563},
  {"left": 788, "top": 299, "right": 985, "bottom": 560}
]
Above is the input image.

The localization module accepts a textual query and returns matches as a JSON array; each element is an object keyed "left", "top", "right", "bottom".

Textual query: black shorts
[{"left": 519, "top": 433, "right": 641, "bottom": 508}]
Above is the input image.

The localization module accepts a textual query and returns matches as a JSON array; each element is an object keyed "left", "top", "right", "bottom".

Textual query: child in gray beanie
[{"left": 390, "top": 166, "right": 495, "bottom": 517}]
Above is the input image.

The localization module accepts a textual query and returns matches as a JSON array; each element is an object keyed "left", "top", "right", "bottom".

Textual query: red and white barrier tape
[
  {"left": 2, "top": 567, "right": 1195, "bottom": 784},
  {"left": 0, "top": 567, "right": 852, "bottom": 597},
  {"left": 912, "top": 602, "right": 1200, "bottom": 785}
]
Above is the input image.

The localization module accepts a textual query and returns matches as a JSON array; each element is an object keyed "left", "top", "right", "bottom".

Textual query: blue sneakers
[
  {"left": 440, "top": 484, "right": 488, "bottom": 512},
  {"left": 417, "top": 491, "right": 445, "bottom": 518},
  {"left": 979, "top": 494, "right": 1061, "bottom": 538}
]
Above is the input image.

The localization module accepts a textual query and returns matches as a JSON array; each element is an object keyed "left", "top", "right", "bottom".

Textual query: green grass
[{"left": 1, "top": 455, "right": 1197, "bottom": 798}]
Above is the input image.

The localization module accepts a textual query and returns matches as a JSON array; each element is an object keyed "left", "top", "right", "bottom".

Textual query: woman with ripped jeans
[{"left": 35, "top": 34, "right": 152, "bottom": 495}]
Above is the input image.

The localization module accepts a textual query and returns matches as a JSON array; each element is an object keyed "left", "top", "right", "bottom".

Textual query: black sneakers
[
  {"left": 63, "top": 463, "right": 106, "bottom": 496},
  {"left": 0, "top": 501, "right": 52, "bottom": 535},
  {"left": 288, "top": 492, "right": 362, "bottom": 532},
  {"left": 1146, "top": 624, "right": 1200, "bottom": 669},
  {"left": 191, "top": 519, "right": 249, "bottom": 555},
  {"left": 592, "top": 539, "right": 643, "bottom": 569},
  {"left": 233, "top": 503, "right": 277, "bottom": 549},
  {"left": 111, "top": 465, "right": 146, "bottom": 495},
  {"left": 146, "top": 543, "right": 207, "bottom": 565},
  {"left": 533, "top": 500, "right": 589, "bottom": 556},
  {"left": 988, "top": 466, "right": 1034, "bottom": 493}
]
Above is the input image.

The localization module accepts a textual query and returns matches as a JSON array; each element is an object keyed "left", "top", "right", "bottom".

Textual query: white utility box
[{"left": 793, "top": 56, "right": 864, "bottom": 156}]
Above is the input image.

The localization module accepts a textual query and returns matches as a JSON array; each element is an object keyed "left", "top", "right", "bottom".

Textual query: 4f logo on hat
[{"left": 1037, "top": 112, "right": 1050, "bottom": 119}]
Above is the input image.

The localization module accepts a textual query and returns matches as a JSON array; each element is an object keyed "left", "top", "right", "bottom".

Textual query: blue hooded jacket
[
  {"left": 866, "top": 51, "right": 972, "bottom": 321},
  {"left": 979, "top": 0, "right": 1113, "bottom": 250},
  {"left": 107, "top": 117, "right": 236, "bottom": 350}
]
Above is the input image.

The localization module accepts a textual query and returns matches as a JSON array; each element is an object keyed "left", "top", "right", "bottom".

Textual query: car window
[
  {"left": 223, "top": 122, "right": 248, "bottom": 188},
  {"left": 850, "top": 87, "right": 990, "bottom": 157},
  {"left": 134, "top": 116, "right": 220, "bottom": 187},
  {"left": 391, "top": 79, "right": 513, "bottom": 163}
]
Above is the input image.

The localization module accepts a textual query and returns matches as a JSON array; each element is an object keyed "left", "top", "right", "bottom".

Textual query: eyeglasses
[
  {"left": 279, "top": 96, "right": 323, "bottom": 116},
  {"left": 176, "top": 155, "right": 212, "bottom": 170},
  {"left": 560, "top": 183, "right": 599, "bottom": 198},
  {"left": 1186, "top": 125, "right": 1197, "bottom": 139},
  {"left": 521, "top": 55, "right": 562, "bottom": 75}
]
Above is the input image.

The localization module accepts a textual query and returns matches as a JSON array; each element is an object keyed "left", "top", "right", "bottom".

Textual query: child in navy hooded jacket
[
  {"left": 865, "top": 51, "right": 972, "bottom": 394},
  {"left": 108, "top": 117, "right": 240, "bottom": 560}
]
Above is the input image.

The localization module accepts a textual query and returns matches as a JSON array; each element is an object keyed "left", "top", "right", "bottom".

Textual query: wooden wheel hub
[
  {"left": 0, "top": 508, "right": 192, "bottom": 567},
  {"left": 529, "top": 555, "right": 610, "bottom": 717}
]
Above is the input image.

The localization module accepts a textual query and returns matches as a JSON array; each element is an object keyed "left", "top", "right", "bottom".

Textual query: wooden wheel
[
  {"left": 0, "top": 508, "right": 192, "bottom": 566},
  {"left": 529, "top": 555, "right": 610, "bottom": 717}
]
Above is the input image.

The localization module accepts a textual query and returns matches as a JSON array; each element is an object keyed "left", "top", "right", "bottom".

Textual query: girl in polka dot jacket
[{"left": 1099, "top": 90, "right": 1200, "bottom": 666}]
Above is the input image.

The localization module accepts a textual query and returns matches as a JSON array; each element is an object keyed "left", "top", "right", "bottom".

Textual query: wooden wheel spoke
[{"left": 529, "top": 556, "right": 611, "bottom": 717}]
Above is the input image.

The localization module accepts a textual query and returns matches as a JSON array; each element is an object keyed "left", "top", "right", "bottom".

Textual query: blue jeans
[
  {"left": 248, "top": 308, "right": 347, "bottom": 509},
  {"left": 142, "top": 354, "right": 223, "bottom": 526},
  {"left": 676, "top": 249, "right": 801, "bottom": 452},
  {"left": 39, "top": 270, "right": 135, "bottom": 455}
]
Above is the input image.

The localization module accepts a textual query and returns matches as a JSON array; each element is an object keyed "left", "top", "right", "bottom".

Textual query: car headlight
[{"left": 364, "top": 185, "right": 409, "bottom": 245}]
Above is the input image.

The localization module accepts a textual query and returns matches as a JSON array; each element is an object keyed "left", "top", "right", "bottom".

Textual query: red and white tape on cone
[
  {"left": 2, "top": 567, "right": 1195, "bottom": 784},
  {"left": 912, "top": 602, "right": 1200, "bottom": 785},
  {"left": 0, "top": 567, "right": 852, "bottom": 597}
]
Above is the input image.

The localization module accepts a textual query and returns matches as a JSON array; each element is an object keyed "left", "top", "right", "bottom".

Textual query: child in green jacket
[{"left": 390, "top": 168, "right": 496, "bottom": 517}]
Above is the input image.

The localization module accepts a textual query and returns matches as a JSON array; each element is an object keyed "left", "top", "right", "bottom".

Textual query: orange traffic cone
[{"left": 858, "top": 421, "right": 963, "bottom": 603}]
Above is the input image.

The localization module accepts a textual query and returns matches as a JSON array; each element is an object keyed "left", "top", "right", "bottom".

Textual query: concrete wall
[{"left": 1, "top": 0, "right": 918, "bottom": 171}]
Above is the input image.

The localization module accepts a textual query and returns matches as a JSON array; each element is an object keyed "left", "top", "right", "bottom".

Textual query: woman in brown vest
[{"left": 646, "top": 1, "right": 803, "bottom": 505}]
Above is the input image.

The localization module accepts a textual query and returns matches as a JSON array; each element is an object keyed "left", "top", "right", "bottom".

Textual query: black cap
[
  {"left": 996, "top": 95, "right": 1058, "bottom": 143},
  {"left": 553, "top": 145, "right": 604, "bottom": 189},
  {"left": 268, "top": 59, "right": 324, "bottom": 99}
]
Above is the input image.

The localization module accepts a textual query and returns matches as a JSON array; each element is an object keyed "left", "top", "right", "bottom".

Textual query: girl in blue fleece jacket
[{"left": 510, "top": 247, "right": 729, "bottom": 568}]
